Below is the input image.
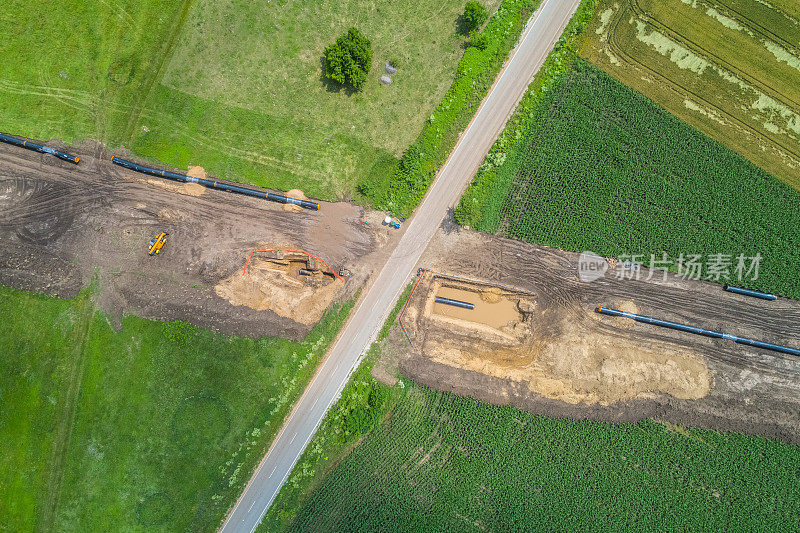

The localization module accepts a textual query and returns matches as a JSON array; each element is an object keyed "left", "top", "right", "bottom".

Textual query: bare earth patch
[{"left": 215, "top": 257, "right": 343, "bottom": 326}]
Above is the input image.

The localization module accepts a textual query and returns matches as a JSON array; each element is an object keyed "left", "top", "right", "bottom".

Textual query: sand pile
[{"left": 284, "top": 189, "right": 308, "bottom": 212}]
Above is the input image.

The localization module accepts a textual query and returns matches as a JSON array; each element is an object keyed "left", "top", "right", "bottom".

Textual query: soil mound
[{"left": 283, "top": 189, "right": 308, "bottom": 213}]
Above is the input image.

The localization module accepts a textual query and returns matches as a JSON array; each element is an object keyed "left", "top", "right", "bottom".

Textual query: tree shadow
[
  {"left": 455, "top": 13, "right": 472, "bottom": 36},
  {"left": 319, "top": 55, "right": 356, "bottom": 96}
]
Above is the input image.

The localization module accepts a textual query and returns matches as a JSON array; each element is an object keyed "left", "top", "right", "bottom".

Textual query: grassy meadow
[
  {"left": 0, "top": 0, "right": 187, "bottom": 146},
  {"left": 0, "top": 284, "right": 351, "bottom": 531},
  {"left": 128, "top": 0, "right": 500, "bottom": 201},
  {"left": 579, "top": 0, "right": 800, "bottom": 189}
]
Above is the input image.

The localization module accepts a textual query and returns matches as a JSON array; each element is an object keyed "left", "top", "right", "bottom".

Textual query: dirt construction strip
[
  {"left": 396, "top": 224, "right": 800, "bottom": 444},
  {"left": 220, "top": 1, "right": 583, "bottom": 531},
  {"left": 0, "top": 140, "right": 386, "bottom": 340}
]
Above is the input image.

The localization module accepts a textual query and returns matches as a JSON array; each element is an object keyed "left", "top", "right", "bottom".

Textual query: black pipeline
[
  {"left": 723, "top": 284, "right": 778, "bottom": 301},
  {"left": 110, "top": 156, "right": 319, "bottom": 210},
  {"left": 596, "top": 306, "right": 800, "bottom": 357},
  {"left": 435, "top": 296, "right": 475, "bottom": 310},
  {"left": 0, "top": 133, "right": 79, "bottom": 164}
]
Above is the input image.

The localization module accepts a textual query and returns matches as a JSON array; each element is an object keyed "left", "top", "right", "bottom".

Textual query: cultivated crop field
[
  {"left": 0, "top": 285, "right": 351, "bottom": 531},
  {"left": 472, "top": 60, "right": 800, "bottom": 298},
  {"left": 580, "top": 0, "right": 800, "bottom": 189},
  {"left": 0, "top": 0, "right": 186, "bottom": 147},
  {"left": 128, "top": 0, "right": 499, "bottom": 201},
  {"left": 279, "top": 382, "right": 800, "bottom": 531}
]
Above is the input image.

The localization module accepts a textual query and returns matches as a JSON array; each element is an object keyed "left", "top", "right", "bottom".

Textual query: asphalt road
[{"left": 220, "top": 1, "right": 582, "bottom": 530}]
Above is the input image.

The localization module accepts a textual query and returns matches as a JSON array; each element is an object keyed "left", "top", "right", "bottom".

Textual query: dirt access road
[
  {"left": 0, "top": 141, "right": 381, "bottom": 340},
  {"left": 221, "top": 0, "right": 583, "bottom": 530}
]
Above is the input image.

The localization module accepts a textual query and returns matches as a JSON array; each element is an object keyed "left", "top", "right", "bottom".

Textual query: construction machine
[{"left": 148, "top": 232, "right": 169, "bottom": 256}]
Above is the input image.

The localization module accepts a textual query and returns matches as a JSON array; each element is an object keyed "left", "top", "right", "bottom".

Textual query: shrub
[
  {"left": 359, "top": 0, "right": 542, "bottom": 216},
  {"left": 462, "top": 1, "right": 489, "bottom": 34},
  {"left": 469, "top": 30, "right": 490, "bottom": 50},
  {"left": 323, "top": 28, "right": 373, "bottom": 91}
]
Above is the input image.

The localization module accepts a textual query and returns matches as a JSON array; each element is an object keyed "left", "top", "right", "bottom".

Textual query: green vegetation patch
[
  {"left": 262, "top": 283, "right": 413, "bottom": 531},
  {"left": 130, "top": 0, "right": 501, "bottom": 202},
  {"left": 0, "top": 284, "right": 352, "bottom": 531},
  {"left": 278, "top": 382, "right": 800, "bottom": 531},
  {"left": 459, "top": 59, "right": 800, "bottom": 298},
  {"left": 580, "top": 0, "right": 800, "bottom": 189},
  {"left": 0, "top": 0, "right": 187, "bottom": 146}
]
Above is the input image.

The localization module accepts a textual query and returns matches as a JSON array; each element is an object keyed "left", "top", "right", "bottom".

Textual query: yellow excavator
[{"left": 148, "top": 232, "right": 169, "bottom": 256}]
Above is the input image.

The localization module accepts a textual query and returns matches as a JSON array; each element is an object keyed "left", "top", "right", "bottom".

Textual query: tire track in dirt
[
  {"left": 404, "top": 226, "right": 800, "bottom": 443},
  {"left": 0, "top": 140, "right": 378, "bottom": 339}
]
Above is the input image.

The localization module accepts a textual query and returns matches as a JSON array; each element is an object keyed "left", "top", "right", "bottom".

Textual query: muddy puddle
[{"left": 432, "top": 286, "right": 522, "bottom": 329}]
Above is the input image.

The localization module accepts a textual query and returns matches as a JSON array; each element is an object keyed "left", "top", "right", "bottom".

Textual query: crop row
[
  {"left": 466, "top": 59, "right": 800, "bottom": 298},
  {"left": 284, "top": 382, "right": 800, "bottom": 531}
]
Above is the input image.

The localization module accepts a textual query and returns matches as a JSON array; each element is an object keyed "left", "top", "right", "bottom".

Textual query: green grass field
[
  {"left": 0, "top": 284, "right": 351, "bottom": 531},
  {"left": 1, "top": 0, "right": 502, "bottom": 202},
  {"left": 461, "top": 59, "right": 800, "bottom": 298},
  {"left": 272, "top": 381, "right": 800, "bottom": 531},
  {"left": 0, "top": 0, "right": 187, "bottom": 146},
  {"left": 127, "top": 0, "right": 499, "bottom": 201},
  {"left": 580, "top": 0, "right": 800, "bottom": 189}
]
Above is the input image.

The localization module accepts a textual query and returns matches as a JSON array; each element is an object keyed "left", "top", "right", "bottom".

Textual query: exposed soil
[
  {"left": 396, "top": 223, "right": 800, "bottom": 444},
  {"left": 0, "top": 140, "right": 388, "bottom": 340},
  {"left": 214, "top": 256, "right": 342, "bottom": 325}
]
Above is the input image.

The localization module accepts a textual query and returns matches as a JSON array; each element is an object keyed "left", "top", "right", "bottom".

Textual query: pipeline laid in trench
[
  {"left": 435, "top": 296, "right": 476, "bottom": 310},
  {"left": 595, "top": 306, "right": 800, "bottom": 357},
  {"left": 110, "top": 156, "right": 319, "bottom": 210},
  {"left": 0, "top": 133, "right": 80, "bottom": 164}
]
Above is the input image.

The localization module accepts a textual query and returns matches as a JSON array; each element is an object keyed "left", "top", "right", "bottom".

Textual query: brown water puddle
[{"left": 433, "top": 286, "right": 522, "bottom": 329}]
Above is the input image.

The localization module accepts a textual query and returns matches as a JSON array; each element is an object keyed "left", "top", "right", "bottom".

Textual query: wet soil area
[
  {"left": 0, "top": 140, "right": 387, "bottom": 340},
  {"left": 396, "top": 224, "right": 800, "bottom": 444}
]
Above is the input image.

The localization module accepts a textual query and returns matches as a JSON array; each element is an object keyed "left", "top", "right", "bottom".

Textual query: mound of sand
[
  {"left": 427, "top": 311, "right": 711, "bottom": 406},
  {"left": 283, "top": 189, "right": 308, "bottom": 213},
  {"left": 183, "top": 166, "right": 208, "bottom": 196}
]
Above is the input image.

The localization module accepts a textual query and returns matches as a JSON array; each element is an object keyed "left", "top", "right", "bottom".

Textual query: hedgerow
[
  {"left": 360, "top": 0, "right": 543, "bottom": 216},
  {"left": 456, "top": 0, "right": 598, "bottom": 229}
]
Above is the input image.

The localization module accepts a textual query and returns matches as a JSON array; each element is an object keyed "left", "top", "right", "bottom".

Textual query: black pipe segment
[
  {"left": 0, "top": 133, "right": 79, "bottom": 164},
  {"left": 596, "top": 306, "right": 800, "bottom": 357},
  {"left": 110, "top": 156, "right": 319, "bottom": 210},
  {"left": 435, "top": 296, "right": 475, "bottom": 310}
]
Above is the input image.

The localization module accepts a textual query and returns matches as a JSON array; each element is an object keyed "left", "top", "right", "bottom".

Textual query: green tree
[
  {"left": 323, "top": 28, "right": 373, "bottom": 91},
  {"left": 462, "top": 1, "right": 488, "bottom": 34}
]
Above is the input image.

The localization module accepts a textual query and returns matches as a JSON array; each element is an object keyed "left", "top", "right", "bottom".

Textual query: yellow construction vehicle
[{"left": 148, "top": 232, "right": 169, "bottom": 256}]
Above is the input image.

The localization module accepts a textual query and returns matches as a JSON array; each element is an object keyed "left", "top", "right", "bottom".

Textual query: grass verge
[
  {"left": 364, "top": 0, "right": 543, "bottom": 215},
  {"left": 260, "top": 283, "right": 414, "bottom": 531}
]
